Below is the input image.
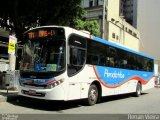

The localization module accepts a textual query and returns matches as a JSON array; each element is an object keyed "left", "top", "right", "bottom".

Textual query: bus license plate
[{"left": 28, "top": 90, "right": 36, "bottom": 95}]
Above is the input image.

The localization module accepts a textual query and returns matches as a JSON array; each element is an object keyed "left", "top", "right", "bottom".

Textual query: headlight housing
[{"left": 45, "top": 79, "right": 64, "bottom": 89}]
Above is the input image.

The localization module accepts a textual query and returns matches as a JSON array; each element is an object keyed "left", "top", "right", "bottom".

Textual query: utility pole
[
  {"left": 102, "top": 0, "right": 106, "bottom": 39},
  {"left": 8, "top": 35, "right": 17, "bottom": 71}
]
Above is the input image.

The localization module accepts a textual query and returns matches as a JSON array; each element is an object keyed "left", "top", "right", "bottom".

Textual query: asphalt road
[{"left": 0, "top": 88, "right": 160, "bottom": 120}]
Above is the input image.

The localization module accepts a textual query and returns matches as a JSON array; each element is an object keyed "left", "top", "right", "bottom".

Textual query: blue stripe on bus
[{"left": 92, "top": 36, "right": 154, "bottom": 59}]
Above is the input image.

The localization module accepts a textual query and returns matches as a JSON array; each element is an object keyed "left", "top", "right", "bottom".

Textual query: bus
[{"left": 18, "top": 26, "right": 154, "bottom": 105}]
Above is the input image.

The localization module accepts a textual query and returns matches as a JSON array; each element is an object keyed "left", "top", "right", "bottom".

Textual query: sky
[{"left": 137, "top": 0, "right": 160, "bottom": 60}]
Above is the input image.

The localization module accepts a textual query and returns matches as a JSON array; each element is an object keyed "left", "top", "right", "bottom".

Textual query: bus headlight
[{"left": 45, "top": 79, "right": 64, "bottom": 89}]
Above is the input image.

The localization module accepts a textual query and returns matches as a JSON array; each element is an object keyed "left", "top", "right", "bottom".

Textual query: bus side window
[
  {"left": 68, "top": 34, "right": 87, "bottom": 77},
  {"left": 99, "top": 56, "right": 106, "bottom": 66},
  {"left": 107, "top": 47, "right": 117, "bottom": 67},
  {"left": 70, "top": 47, "right": 85, "bottom": 66},
  {"left": 92, "top": 56, "right": 99, "bottom": 65},
  {"left": 68, "top": 47, "right": 86, "bottom": 76}
]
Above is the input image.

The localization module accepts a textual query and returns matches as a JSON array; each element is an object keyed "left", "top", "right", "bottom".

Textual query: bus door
[{"left": 67, "top": 34, "right": 87, "bottom": 100}]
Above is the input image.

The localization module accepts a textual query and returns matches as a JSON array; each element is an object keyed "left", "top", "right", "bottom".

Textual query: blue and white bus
[{"left": 19, "top": 26, "right": 154, "bottom": 105}]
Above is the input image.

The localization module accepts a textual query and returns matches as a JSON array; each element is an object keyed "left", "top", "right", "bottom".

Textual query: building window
[
  {"left": 125, "top": 27, "right": 128, "bottom": 32},
  {"left": 112, "top": 33, "right": 115, "bottom": 39},
  {"left": 128, "top": 29, "right": 132, "bottom": 34},
  {"left": 133, "top": 32, "right": 137, "bottom": 37},
  {"left": 89, "top": 0, "right": 93, "bottom": 7},
  {"left": 95, "top": 0, "right": 99, "bottom": 6},
  {"left": 116, "top": 35, "right": 119, "bottom": 40}
]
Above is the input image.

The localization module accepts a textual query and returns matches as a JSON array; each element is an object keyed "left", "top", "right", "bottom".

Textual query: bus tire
[
  {"left": 85, "top": 84, "right": 98, "bottom": 106},
  {"left": 134, "top": 82, "right": 142, "bottom": 97}
]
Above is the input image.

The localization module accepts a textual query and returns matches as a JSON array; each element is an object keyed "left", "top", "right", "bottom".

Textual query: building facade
[
  {"left": 81, "top": 0, "right": 104, "bottom": 37},
  {"left": 82, "top": 0, "right": 140, "bottom": 51},
  {"left": 0, "top": 28, "right": 9, "bottom": 62},
  {"left": 0, "top": 28, "right": 9, "bottom": 72},
  {"left": 120, "top": 0, "right": 137, "bottom": 28}
]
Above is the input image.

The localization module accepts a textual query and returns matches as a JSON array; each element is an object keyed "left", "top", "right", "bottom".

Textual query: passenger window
[
  {"left": 70, "top": 48, "right": 85, "bottom": 66},
  {"left": 68, "top": 34, "right": 86, "bottom": 77},
  {"left": 107, "top": 47, "right": 117, "bottom": 67}
]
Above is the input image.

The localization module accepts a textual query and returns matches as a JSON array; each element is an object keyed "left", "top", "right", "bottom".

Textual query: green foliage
[
  {"left": 74, "top": 19, "right": 85, "bottom": 30},
  {"left": 0, "top": 0, "right": 84, "bottom": 40},
  {"left": 0, "top": 0, "right": 100, "bottom": 39},
  {"left": 74, "top": 19, "right": 100, "bottom": 37}
]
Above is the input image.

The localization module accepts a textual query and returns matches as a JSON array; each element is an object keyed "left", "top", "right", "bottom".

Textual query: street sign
[{"left": 8, "top": 35, "right": 17, "bottom": 54}]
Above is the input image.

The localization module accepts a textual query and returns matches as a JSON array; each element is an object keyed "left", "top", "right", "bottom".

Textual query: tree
[
  {"left": 0, "top": 0, "right": 84, "bottom": 41},
  {"left": 74, "top": 19, "right": 100, "bottom": 37}
]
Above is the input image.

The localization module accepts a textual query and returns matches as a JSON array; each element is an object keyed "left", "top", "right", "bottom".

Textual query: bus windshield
[{"left": 20, "top": 39, "right": 65, "bottom": 72}]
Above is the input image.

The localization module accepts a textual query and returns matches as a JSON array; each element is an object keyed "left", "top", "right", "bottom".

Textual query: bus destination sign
[
  {"left": 27, "top": 28, "right": 64, "bottom": 39},
  {"left": 28, "top": 30, "right": 55, "bottom": 39}
]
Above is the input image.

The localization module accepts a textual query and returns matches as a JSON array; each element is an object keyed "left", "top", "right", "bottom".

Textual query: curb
[
  {"left": 0, "top": 89, "right": 18, "bottom": 94},
  {"left": 0, "top": 95, "right": 7, "bottom": 102},
  {"left": 0, "top": 90, "right": 18, "bottom": 103}
]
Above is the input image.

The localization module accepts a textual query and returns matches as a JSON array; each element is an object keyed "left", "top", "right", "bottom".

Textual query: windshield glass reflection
[{"left": 20, "top": 39, "right": 65, "bottom": 72}]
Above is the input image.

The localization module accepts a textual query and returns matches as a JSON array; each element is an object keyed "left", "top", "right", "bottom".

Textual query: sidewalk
[
  {"left": 0, "top": 94, "right": 6, "bottom": 102},
  {"left": 0, "top": 89, "right": 18, "bottom": 103}
]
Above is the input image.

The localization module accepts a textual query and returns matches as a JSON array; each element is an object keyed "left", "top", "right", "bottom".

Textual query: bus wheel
[
  {"left": 134, "top": 82, "right": 142, "bottom": 97},
  {"left": 86, "top": 84, "right": 98, "bottom": 106}
]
